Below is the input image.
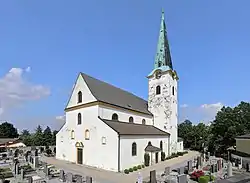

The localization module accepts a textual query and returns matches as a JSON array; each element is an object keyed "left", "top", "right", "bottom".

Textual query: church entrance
[
  {"left": 75, "top": 142, "right": 84, "bottom": 165},
  {"left": 77, "top": 148, "right": 83, "bottom": 164},
  {"left": 155, "top": 152, "right": 159, "bottom": 163}
]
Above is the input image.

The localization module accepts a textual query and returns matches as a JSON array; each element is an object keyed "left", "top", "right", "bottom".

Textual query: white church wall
[
  {"left": 148, "top": 71, "right": 178, "bottom": 154},
  {"left": 66, "top": 74, "right": 97, "bottom": 109},
  {"left": 98, "top": 105, "right": 153, "bottom": 125},
  {"left": 56, "top": 105, "right": 119, "bottom": 171},
  {"left": 119, "top": 135, "right": 169, "bottom": 170}
]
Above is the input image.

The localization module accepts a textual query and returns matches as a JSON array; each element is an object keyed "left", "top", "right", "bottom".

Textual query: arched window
[
  {"left": 148, "top": 141, "right": 152, "bottom": 146},
  {"left": 142, "top": 119, "right": 146, "bottom": 125},
  {"left": 129, "top": 116, "right": 134, "bottom": 123},
  {"left": 78, "top": 91, "right": 82, "bottom": 103},
  {"left": 156, "top": 85, "right": 161, "bottom": 95},
  {"left": 172, "top": 86, "right": 175, "bottom": 95},
  {"left": 85, "top": 129, "right": 90, "bottom": 140},
  {"left": 112, "top": 113, "right": 119, "bottom": 121},
  {"left": 71, "top": 130, "right": 75, "bottom": 139},
  {"left": 77, "top": 113, "right": 82, "bottom": 125},
  {"left": 132, "top": 142, "right": 137, "bottom": 156},
  {"left": 160, "top": 141, "right": 163, "bottom": 151}
]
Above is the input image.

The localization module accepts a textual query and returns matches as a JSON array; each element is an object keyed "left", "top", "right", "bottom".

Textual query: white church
[{"left": 56, "top": 11, "right": 183, "bottom": 172}]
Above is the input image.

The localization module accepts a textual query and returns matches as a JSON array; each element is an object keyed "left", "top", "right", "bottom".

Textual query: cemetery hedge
[{"left": 124, "top": 164, "right": 145, "bottom": 174}]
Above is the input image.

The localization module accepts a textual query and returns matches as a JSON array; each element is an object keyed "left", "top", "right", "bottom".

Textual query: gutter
[{"left": 118, "top": 134, "right": 121, "bottom": 172}]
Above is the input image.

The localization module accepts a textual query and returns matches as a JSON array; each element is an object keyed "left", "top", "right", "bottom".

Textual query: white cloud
[
  {"left": 56, "top": 115, "right": 65, "bottom": 122},
  {"left": 179, "top": 102, "right": 224, "bottom": 124},
  {"left": 0, "top": 67, "right": 50, "bottom": 116},
  {"left": 180, "top": 104, "right": 188, "bottom": 108}
]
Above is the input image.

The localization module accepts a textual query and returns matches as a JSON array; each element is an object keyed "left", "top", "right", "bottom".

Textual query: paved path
[{"left": 41, "top": 151, "right": 199, "bottom": 183}]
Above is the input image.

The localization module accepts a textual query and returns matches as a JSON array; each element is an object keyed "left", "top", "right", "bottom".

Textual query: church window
[
  {"left": 160, "top": 141, "right": 163, "bottom": 151},
  {"left": 78, "top": 91, "right": 82, "bottom": 103},
  {"left": 156, "top": 85, "right": 161, "bottom": 95},
  {"left": 85, "top": 129, "right": 90, "bottom": 140},
  {"left": 172, "top": 86, "right": 175, "bottom": 95},
  {"left": 77, "top": 113, "right": 82, "bottom": 125},
  {"left": 148, "top": 141, "right": 152, "bottom": 146},
  {"left": 132, "top": 142, "right": 137, "bottom": 156},
  {"left": 102, "top": 137, "right": 106, "bottom": 145},
  {"left": 71, "top": 130, "right": 75, "bottom": 139},
  {"left": 129, "top": 116, "right": 134, "bottom": 123},
  {"left": 112, "top": 113, "right": 119, "bottom": 121},
  {"left": 142, "top": 119, "right": 146, "bottom": 125}
]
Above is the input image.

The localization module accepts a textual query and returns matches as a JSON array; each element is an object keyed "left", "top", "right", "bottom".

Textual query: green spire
[{"left": 154, "top": 10, "right": 173, "bottom": 70}]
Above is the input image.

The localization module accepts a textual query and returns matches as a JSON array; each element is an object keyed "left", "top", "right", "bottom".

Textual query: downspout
[{"left": 118, "top": 134, "right": 121, "bottom": 172}]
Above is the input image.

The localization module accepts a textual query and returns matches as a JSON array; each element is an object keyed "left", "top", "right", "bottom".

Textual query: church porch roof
[
  {"left": 99, "top": 117, "right": 170, "bottom": 136},
  {"left": 145, "top": 144, "right": 162, "bottom": 152}
]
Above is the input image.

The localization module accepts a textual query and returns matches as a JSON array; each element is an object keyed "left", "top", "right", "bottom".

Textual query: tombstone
[
  {"left": 137, "top": 172, "right": 142, "bottom": 183},
  {"left": 238, "top": 157, "right": 243, "bottom": 169},
  {"left": 178, "top": 174, "right": 187, "bottom": 183},
  {"left": 76, "top": 175, "right": 82, "bottom": 183},
  {"left": 246, "top": 163, "right": 249, "bottom": 172},
  {"left": 86, "top": 176, "right": 92, "bottom": 183},
  {"left": 211, "top": 164, "right": 214, "bottom": 173},
  {"left": 150, "top": 170, "right": 157, "bottom": 183},
  {"left": 187, "top": 160, "right": 192, "bottom": 171},
  {"left": 27, "top": 176, "right": 33, "bottom": 183},
  {"left": 177, "top": 168, "right": 181, "bottom": 174},
  {"left": 217, "top": 159, "right": 221, "bottom": 170},
  {"left": 15, "top": 163, "right": 19, "bottom": 175},
  {"left": 179, "top": 167, "right": 185, "bottom": 174},
  {"left": 214, "top": 164, "right": 218, "bottom": 172},
  {"left": 33, "top": 156, "right": 39, "bottom": 168},
  {"left": 227, "top": 162, "right": 233, "bottom": 177},
  {"left": 35, "top": 149, "right": 38, "bottom": 157},
  {"left": 60, "top": 170, "right": 66, "bottom": 182},
  {"left": 43, "top": 164, "right": 49, "bottom": 176},
  {"left": 66, "top": 172, "right": 73, "bottom": 183},
  {"left": 165, "top": 167, "right": 171, "bottom": 175},
  {"left": 20, "top": 168, "right": 24, "bottom": 180}
]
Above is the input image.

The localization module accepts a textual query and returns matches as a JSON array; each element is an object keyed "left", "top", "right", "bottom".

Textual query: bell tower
[{"left": 147, "top": 10, "right": 179, "bottom": 154}]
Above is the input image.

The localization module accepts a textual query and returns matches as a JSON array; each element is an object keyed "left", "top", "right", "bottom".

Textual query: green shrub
[
  {"left": 177, "top": 152, "right": 184, "bottom": 156},
  {"left": 137, "top": 165, "right": 142, "bottom": 169},
  {"left": 141, "top": 165, "right": 145, "bottom": 168},
  {"left": 124, "top": 169, "right": 129, "bottom": 174},
  {"left": 144, "top": 153, "right": 150, "bottom": 166},
  {"left": 198, "top": 175, "right": 215, "bottom": 183},
  {"left": 129, "top": 168, "right": 133, "bottom": 172},
  {"left": 161, "top": 152, "right": 166, "bottom": 161},
  {"left": 133, "top": 166, "right": 138, "bottom": 171}
]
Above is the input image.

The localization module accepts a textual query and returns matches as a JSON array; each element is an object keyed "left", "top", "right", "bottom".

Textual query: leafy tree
[
  {"left": 52, "top": 130, "right": 58, "bottom": 146},
  {"left": 43, "top": 126, "right": 52, "bottom": 146},
  {"left": 178, "top": 120, "right": 194, "bottom": 148},
  {"left": 20, "top": 129, "right": 33, "bottom": 146},
  {"left": 33, "top": 125, "right": 44, "bottom": 146},
  {"left": 208, "top": 102, "right": 250, "bottom": 155},
  {"left": 0, "top": 122, "right": 18, "bottom": 138}
]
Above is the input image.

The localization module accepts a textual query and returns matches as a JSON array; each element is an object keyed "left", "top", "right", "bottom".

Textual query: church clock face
[{"left": 155, "top": 71, "right": 162, "bottom": 79}]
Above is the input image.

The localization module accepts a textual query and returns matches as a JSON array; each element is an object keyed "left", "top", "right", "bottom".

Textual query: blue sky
[{"left": 0, "top": 1, "right": 249, "bottom": 131}]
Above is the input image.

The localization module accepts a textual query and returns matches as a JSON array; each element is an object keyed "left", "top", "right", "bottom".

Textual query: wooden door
[{"left": 77, "top": 148, "right": 83, "bottom": 164}]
